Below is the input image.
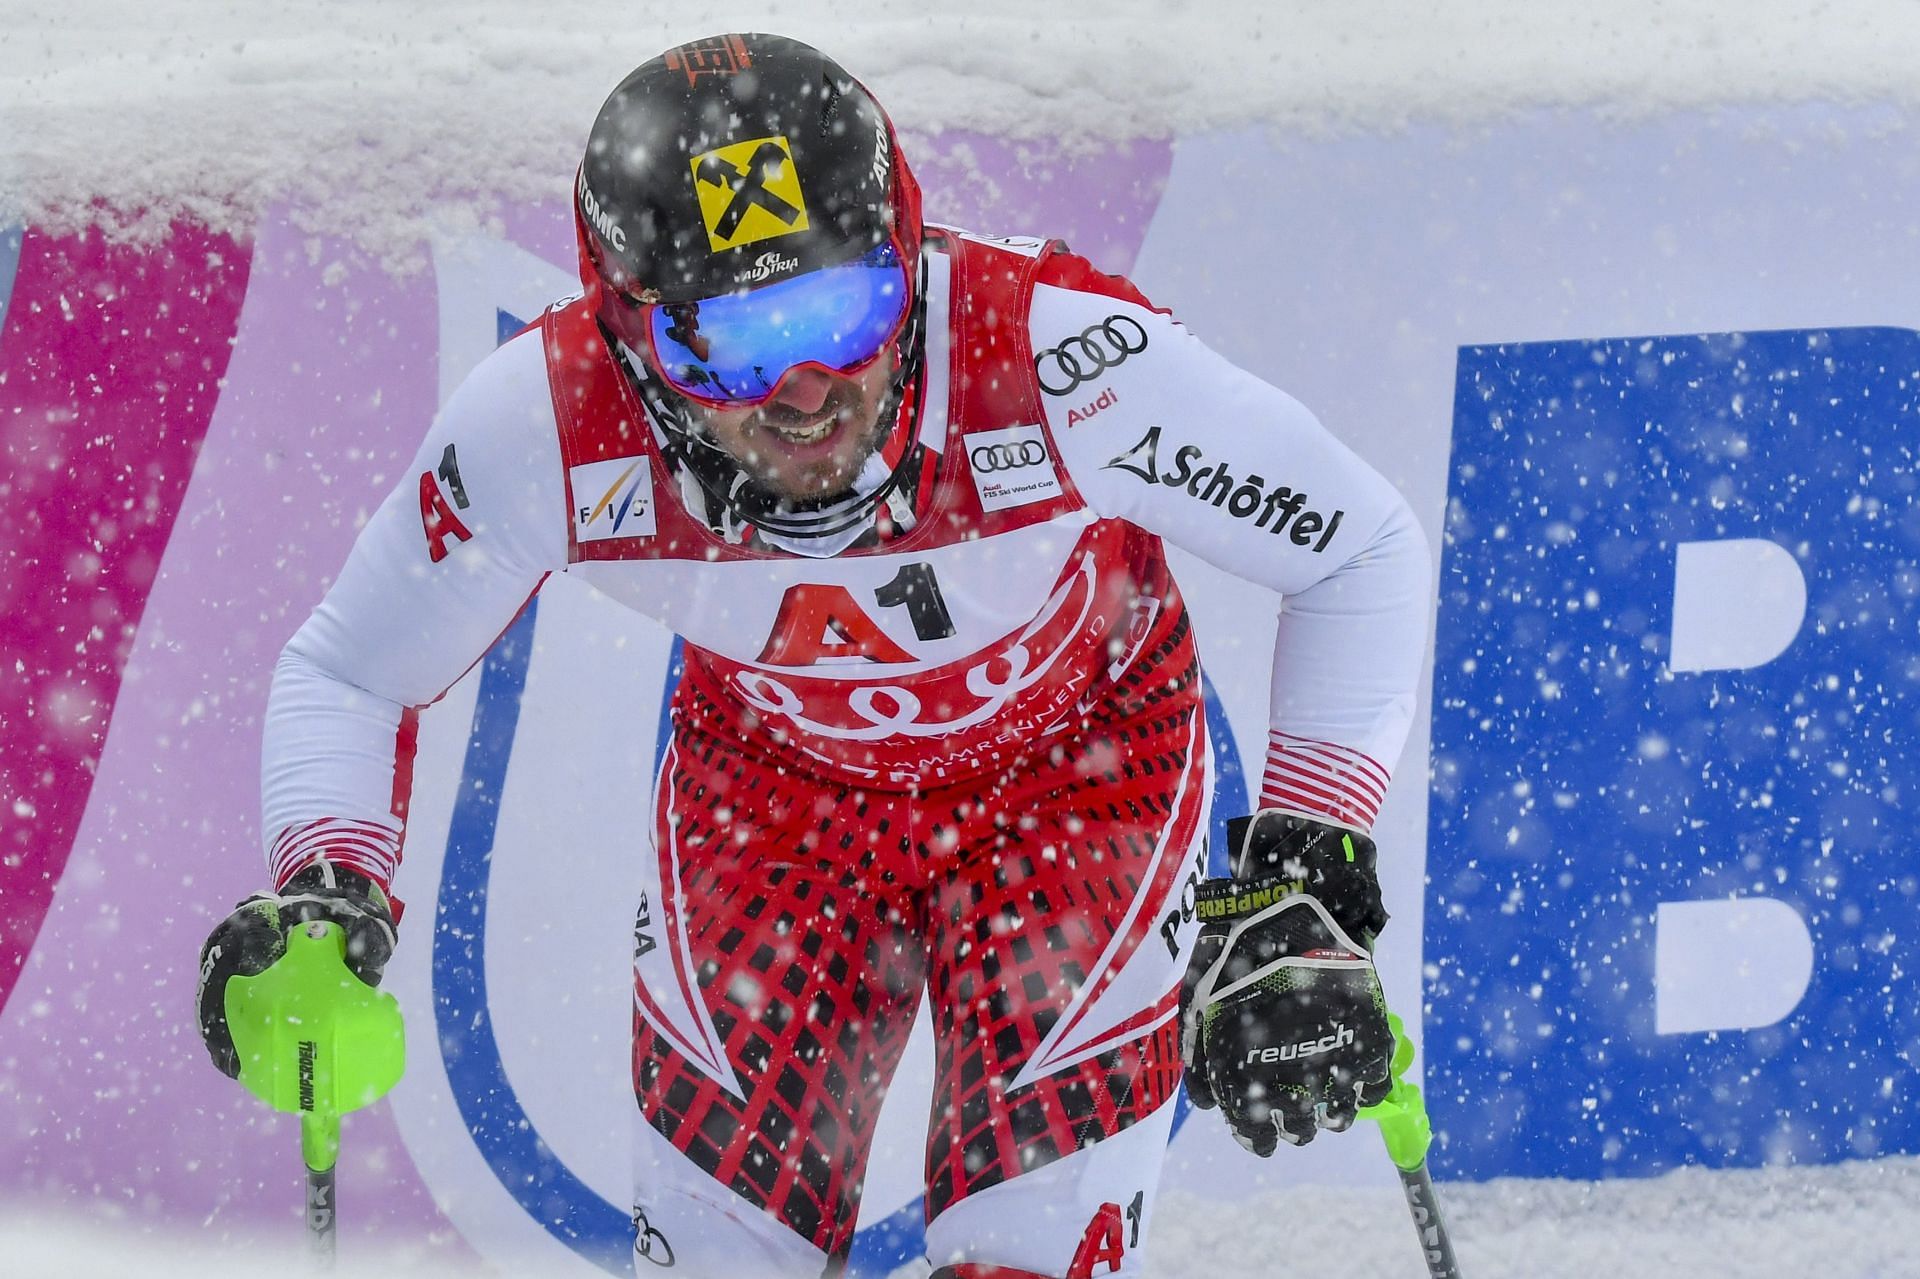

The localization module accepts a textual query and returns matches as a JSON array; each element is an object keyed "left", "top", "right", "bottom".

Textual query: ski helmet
[
  {"left": 575, "top": 33, "right": 923, "bottom": 350},
  {"left": 572, "top": 33, "right": 929, "bottom": 539}
]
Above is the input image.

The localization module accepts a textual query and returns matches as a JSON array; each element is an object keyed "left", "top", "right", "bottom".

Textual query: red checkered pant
[{"left": 629, "top": 618, "right": 1208, "bottom": 1278}]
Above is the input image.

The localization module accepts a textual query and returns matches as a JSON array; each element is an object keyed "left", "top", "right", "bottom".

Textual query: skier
[{"left": 196, "top": 32, "right": 1432, "bottom": 1279}]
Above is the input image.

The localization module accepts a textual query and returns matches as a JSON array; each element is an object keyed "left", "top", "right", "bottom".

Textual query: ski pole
[
  {"left": 1359, "top": 1012, "right": 1464, "bottom": 1279},
  {"left": 225, "top": 919, "right": 407, "bottom": 1265}
]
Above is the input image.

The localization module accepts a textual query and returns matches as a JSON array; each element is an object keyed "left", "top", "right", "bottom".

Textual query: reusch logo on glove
[{"left": 1244, "top": 1023, "right": 1356, "bottom": 1065}]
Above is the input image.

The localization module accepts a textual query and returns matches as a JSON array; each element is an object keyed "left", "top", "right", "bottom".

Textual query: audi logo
[
  {"left": 971, "top": 441, "right": 1049, "bottom": 473},
  {"left": 1034, "top": 315, "right": 1150, "bottom": 397}
]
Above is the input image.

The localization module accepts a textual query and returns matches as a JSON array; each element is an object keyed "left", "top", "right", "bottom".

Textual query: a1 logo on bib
[
  {"left": 967, "top": 423, "right": 1063, "bottom": 513},
  {"left": 571, "top": 456, "right": 657, "bottom": 542},
  {"left": 690, "top": 135, "right": 812, "bottom": 253}
]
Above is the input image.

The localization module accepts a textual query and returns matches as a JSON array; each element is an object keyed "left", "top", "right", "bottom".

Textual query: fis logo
[
  {"left": 1244, "top": 1023, "right": 1355, "bottom": 1066},
  {"left": 1105, "top": 426, "right": 1346, "bottom": 551},
  {"left": 690, "top": 135, "right": 811, "bottom": 253},
  {"left": 571, "top": 457, "right": 657, "bottom": 542}
]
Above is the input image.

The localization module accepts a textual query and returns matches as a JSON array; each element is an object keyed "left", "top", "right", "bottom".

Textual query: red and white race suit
[{"left": 259, "top": 227, "right": 1431, "bottom": 1278}]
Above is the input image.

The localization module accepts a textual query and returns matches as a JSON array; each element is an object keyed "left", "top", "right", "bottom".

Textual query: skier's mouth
[{"left": 764, "top": 416, "right": 838, "bottom": 447}]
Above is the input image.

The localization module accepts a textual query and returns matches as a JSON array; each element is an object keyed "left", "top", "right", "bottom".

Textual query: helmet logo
[
  {"left": 741, "top": 250, "right": 800, "bottom": 284},
  {"left": 664, "top": 34, "right": 752, "bottom": 86},
  {"left": 690, "top": 135, "right": 812, "bottom": 253},
  {"left": 577, "top": 169, "right": 627, "bottom": 254}
]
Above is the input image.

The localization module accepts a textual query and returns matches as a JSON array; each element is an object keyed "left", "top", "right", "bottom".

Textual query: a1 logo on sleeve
[
  {"left": 966, "top": 423, "right": 1063, "bottom": 513},
  {"left": 570, "top": 456, "right": 657, "bottom": 542}
]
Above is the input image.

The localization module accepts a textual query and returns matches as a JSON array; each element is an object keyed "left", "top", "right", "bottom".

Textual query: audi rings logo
[
  {"left": 970, "top": 440, "right": 1049, "bottom": 473},
  {"left": 1035, "top": 314, "right": 1150, "bottom": 396},
  {"left": 633, "top": 1209, "right": 676, "bottom": 1267}
]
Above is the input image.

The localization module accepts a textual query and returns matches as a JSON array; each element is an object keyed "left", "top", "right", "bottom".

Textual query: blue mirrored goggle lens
[{"left": 648, "top": 243, "right": 910, "bottom": 403}]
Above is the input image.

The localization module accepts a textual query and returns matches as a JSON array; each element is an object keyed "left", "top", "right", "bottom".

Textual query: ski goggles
[{"left": 636, "top": 241, "right": 912, "bottom": 408}]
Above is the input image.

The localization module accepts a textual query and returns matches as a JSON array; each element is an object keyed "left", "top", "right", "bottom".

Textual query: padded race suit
[{"left": 259, "top": 228, "right": 1431, "bottom": 1277}]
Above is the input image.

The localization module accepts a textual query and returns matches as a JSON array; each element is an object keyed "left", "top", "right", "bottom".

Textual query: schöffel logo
[
  {"left": 1105, "top": 426, "right": 1346, "bottom": 551},
  {"left": 1035, "top": 314, "right": 1150, "bottom": 396},
  {"left": 967, "top": 423, "right": 1063, "bottom": 512},
  {"left": 969, "top": 440, "right": 1048, "bottom": 474}
]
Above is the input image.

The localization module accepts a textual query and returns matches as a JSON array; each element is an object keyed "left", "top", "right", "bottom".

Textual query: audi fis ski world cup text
[{"left": 965, "top": 423, "right": 1063, "bottom": 513}]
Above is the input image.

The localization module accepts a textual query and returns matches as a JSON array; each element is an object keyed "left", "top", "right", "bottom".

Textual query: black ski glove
[
  {"left": 195, "top": 861, "right": 397, "bottom": 1079},
  {"left": 1178, "top": 810, "right": 1393, "bottom": 1154}
]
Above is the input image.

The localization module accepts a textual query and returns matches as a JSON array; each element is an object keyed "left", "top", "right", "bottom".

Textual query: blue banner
[{"left": 1427, "top": 327, "right": 1920, "bottom": 1179}]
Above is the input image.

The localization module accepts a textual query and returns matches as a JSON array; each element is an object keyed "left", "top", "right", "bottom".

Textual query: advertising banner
[{"left": 3, "top": 105, "right": 1916, "bottom": 1271}]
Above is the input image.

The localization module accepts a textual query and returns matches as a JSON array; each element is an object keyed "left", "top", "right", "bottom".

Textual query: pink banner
[{"left": 0, "top": 225, "right": 249, "bottom": 1010}]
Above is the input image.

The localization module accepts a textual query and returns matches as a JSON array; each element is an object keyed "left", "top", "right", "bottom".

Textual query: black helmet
[
  {"left": 575, "top": 32, "right": 923, "bottom": 314},
  {"left": 572, "top": 33, "right": 930, "bottom": 543}
]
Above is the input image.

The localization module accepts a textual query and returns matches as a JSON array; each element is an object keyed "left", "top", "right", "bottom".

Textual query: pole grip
[
  {"left": 306, "top": 1160, "right": 337, "bottom": 1266},
  {"left": 1396, "top": 1161, "right": 1462, "bottom": 1279},
  {"left": 302, "top": 1110, "right": 339, "bottom": 1266},
  {"left": 1361, "top": 1012, "right": 1468, "bottom": 1276}
]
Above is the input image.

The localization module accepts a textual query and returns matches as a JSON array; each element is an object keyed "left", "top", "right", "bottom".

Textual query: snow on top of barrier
[{"left": 3, "top": 0, "right": 1917, "bottom": 255}]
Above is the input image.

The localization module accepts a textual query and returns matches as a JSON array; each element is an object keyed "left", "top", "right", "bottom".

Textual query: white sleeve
[
  {"left": 260, "top": 329, "right": 568, "bottom": 889},
  {"left": 1035, "top": 278, "right": 1432, "bottom": 830}
]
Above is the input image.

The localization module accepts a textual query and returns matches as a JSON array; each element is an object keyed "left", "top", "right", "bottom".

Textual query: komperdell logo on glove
[{"left": 1177, "top": 810, "right": 1395, "bottom": 1156}]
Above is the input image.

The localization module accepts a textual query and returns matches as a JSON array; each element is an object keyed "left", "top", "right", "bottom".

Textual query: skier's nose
[{"left": 768, "top": 365, "right": 834, "bottom": 415}]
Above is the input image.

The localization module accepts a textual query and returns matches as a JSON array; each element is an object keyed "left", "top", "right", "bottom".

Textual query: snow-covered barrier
[{"left": 3, "top": 106, "right": 1916, "bottom": 1273}]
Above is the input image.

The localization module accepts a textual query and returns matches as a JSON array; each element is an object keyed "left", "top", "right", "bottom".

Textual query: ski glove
[
  {"left": 1178, "top": 810, "right": 1393, "bottom": 1154},
  {"left": 195, "top": 860, "right": 397, "bottom": 1079}
]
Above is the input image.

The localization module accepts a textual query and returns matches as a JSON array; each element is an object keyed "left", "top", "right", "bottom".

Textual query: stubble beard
[{"left": 722, "top": 384, "right": 893, "bottom": 504}]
